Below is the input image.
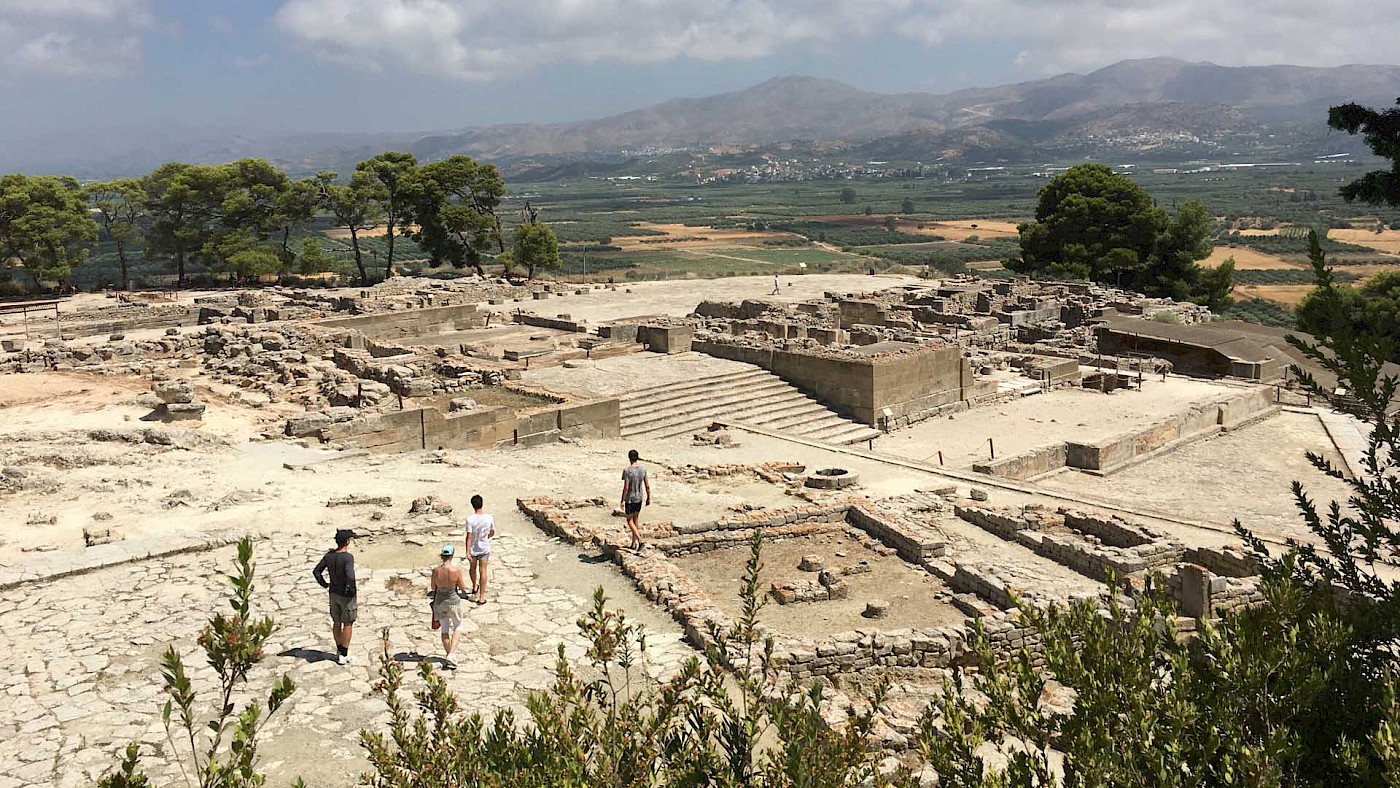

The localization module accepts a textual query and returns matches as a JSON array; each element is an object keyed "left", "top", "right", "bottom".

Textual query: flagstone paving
[{"left": 0, "top": 526, "right": 694, "bottom": 787}]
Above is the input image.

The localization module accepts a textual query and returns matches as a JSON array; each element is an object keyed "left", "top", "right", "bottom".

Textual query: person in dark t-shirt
[{"left": 313, "top": 529, "right": 358, "bottom": 665}]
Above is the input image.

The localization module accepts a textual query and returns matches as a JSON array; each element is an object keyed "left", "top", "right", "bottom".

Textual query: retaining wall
[
  {"left": 692, "top": 340, "right": 977, "bottom": 426},
  {"left": 972, "top": 443, "right": 1067, "bottom": 480},
  {"left": 975, "top": 387, "right": 1278, "bottom": 478},
  {"left": 322, "top": 397, "right": 619, "bottom": 452}
]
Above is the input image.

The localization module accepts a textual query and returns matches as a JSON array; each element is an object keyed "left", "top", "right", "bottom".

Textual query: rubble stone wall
[
  {"left": 847, "top": 504, "right": 948, "bottom": 563},
  {"left": 517, "top": 495, "right": 1044, "bottom": 677},
  {"left": 316, "top": 303, "right": 487, "bottom": 341},
  {"left": 1168, "top": 564, "right": 1265, "bottom": 619},
  {"left": 1183, "top": 546, "right": 1258, "bottom": 578}
]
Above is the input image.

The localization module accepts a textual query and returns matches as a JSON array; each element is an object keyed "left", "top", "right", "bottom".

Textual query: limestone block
[
  {"left": 798, "top": 555, "right": 825, "bottom": 572},
  {"left": 863, "top": 599, "right": 890, "bottom": 619},
  {"left": 824, "top": 578, "right": 850, "bottom": 600},
  {"left": 154, "top": 380, "right": 195, "bottom": 404},
  {"left": 161, "top": 402, "right": 206, "bottom": 421},
  {"left": 410, "top": 495, "right": 454, "bottom": 516},
  {"left": 285, "top": 412, "right": 333, "bottom": 437},
  {"left": 83, "top": 527, "right": 123, "bottom": 547}
]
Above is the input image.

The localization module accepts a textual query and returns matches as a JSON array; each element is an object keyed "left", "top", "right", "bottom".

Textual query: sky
[{"left": 1, "top": 0, "right": 1398, "bottom": 144}]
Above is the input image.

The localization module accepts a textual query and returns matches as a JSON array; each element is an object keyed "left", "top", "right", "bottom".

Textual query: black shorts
[{"left": 625, "top": 501, "right": 643, "bottom": 515}]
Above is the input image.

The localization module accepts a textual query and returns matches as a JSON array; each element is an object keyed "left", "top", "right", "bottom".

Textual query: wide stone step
[
  {"left": 620, "top": 379, "right": 792, "bottom": 420},
  {"left": 622, "top": 394, "right": 822, "bottom": 440},
  {"left": 618, "top": 369, "right": 771, "bottom": 403},
  {"left": 615, "top": 361, "right": 875, "bottom": 446},
  {"left": 621, "top": 385, "right": 803, "bottom": 429},
  {"left": 763, "top": 407, "right": 850, "bottom": 432},
  {"left": 807, "top": 423, "right": 881, "bottom": 445}
]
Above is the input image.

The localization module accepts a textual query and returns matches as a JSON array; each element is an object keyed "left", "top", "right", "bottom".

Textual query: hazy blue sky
[{"left": 1, "top": 0, "right": 1395, "bottom": 142}]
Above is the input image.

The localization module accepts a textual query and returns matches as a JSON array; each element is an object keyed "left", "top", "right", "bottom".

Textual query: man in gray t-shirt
[{"left": 620, "top": 449, "right": 651, "bottom": 550}]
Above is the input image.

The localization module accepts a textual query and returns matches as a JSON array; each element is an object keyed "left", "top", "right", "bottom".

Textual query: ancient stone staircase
[{"left": 619, "top": 367, "right": 880, "bottom": 445}]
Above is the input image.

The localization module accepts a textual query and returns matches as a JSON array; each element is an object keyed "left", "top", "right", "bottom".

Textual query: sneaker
[
  {"left": 336, "top": 654, "right": 347, "bottom": 665},
  {"left": 338, "top": 654, "right": 355, "bottom": 665},
  {"left": 444, "top": 653, "right": 457, "bottom": 669}
]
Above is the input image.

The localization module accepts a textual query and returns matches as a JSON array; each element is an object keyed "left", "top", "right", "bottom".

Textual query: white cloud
[
  {"left": 272, "top": 0, "right": 1400, "bottom": 81},
  {"left": 234, "top": 53, "right": 272, "bottom": 69},
  {"left": 273, "top": 0, "right": 907, "bottom": 80},
  {"left": 0, "top": 0, "right": 155, "bottom": 77},
  {"left": 901, "top": 1, "right": 1400, "bottom": 75}
]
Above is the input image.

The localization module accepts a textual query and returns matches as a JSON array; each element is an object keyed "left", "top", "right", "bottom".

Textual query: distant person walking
[
  {"left": 771, "top": 275, "right": 781, "bottom": 295},
  {"left": 313, "top": 529, "right": 358, "bottom": 665},
  {"left": 465, "top": 495, "right": 495, "bottom": 605},
  {"left": 428, "top": 544, "right": 469, "bottom": 668},
  {"left": 620, "top": 449, "right": 651, "bottom": 551}
]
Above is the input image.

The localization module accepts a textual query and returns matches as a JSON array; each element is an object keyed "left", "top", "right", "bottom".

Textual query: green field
[
  {"left": 552, "top": 244, "right": 872, "bottom": 280},
  {"left": 41, "top": 160, "right": 1400, "bottom": 293}
]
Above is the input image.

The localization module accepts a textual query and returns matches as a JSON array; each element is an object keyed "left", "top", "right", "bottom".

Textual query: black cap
[{"left": 334, "top": 529, "right": 356, "bottom": 544}]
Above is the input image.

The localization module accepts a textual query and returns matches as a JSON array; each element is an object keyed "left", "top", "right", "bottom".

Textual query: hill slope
[{"left": 6, "top": 58, "right": 1398, "bottom": 176}]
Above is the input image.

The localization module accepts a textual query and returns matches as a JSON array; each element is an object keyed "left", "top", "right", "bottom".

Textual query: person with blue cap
[{"left": 428, "top": 543, "right": 470, "bottom": 668}]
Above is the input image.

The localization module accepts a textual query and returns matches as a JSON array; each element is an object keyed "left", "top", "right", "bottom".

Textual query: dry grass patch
[
  {"left": 805, "top": 215, "right": 1022, "bottom": 241},
  {"left": 322, "top": 224, "right": 420, "bottom": 240},
  {"left": 1206, "top": 246, "right": 1306, "bottom": 270},
  {"left": 1328, "top": 228, "right": 1400, "bottom": 255},
  {"left": 610, "top": 222, "right": 802, "bottom": 250},
  {"left": 1234, "top": 283, "right": 1315, "bottom": 307}
]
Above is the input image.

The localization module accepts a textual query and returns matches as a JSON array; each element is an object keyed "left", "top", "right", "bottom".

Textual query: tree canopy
[
  {"left": 1009, "top": 163, "right": 1232, "bottom": 309},
  {"left": 408, "top": 155, "right": 505, "bottom": 277},
  {"left": 0, "top": 174, "right": 98, "bottom": 286},
  {"left": 1330, "top": 99, "right": 1400, "bottom": 207},
  {"left": 1297, "top": 98, "right": 1400, "bottom": 350},
  {"left": 511, "top": 214, "right": 561, "bottom": 279},
  {"left": 1298, "top": 257, "right": 1400, "bottom": 362},
  {"left": 355, "top": 151, "right": 418, "bottom": 278},
  {"left": 84, "top": 179, "right": 144, "bottom": 291}
]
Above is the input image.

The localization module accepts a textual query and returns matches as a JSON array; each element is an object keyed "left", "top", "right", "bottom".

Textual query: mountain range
[{"left": 6, "top": 58, "right": 1398, "bottom": 178}]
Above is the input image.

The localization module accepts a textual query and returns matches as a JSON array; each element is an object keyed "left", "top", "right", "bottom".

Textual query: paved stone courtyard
[{"left": 0, "top": 526, "right": 693, "bottom": 787}]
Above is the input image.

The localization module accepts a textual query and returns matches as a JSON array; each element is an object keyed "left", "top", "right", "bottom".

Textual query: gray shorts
[
  {"left": 432, "top": 599, "right": 463, "bottom": 632},
  {"left": 469, "top": 551, "right": 490, "bottom": 564},
  {"left": 329, "top": 593, "right": 358, "bottom": 625}
]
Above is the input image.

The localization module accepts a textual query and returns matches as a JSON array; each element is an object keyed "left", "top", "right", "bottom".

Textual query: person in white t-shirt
[{"left": 464, "top": 494, "right": 495, "bottom": 605}]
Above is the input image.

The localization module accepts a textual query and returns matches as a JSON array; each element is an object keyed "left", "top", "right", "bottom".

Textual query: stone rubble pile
[{"left": 151, "top": 379, "right": 205, "bottom": 421}]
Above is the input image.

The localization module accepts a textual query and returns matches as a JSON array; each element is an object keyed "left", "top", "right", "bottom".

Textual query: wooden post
[{"left": 988, "top": 438, "right": 995, "bottom": 460}]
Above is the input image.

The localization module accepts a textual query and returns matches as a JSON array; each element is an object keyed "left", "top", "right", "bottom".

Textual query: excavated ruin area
[
  {"left": 1040, "top": 410, "right": 1358, "bottom": 545},
  {"left": 0, "top": 272, "right": 1385, "bottom": 785},
  {"left": 673, "top": 531, "right": 965, "bottom": 637},
  {"left": 875, "top": 376, "right": 1253, "bottom": 469}
]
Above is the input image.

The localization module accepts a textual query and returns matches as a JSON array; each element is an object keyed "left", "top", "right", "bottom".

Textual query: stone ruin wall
[
  {"left": 974, "top": 385, "right": 1279, "bottom": 480},
  {"left": 515, "top": 470, "right": 1265, "bottom": 681}
]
